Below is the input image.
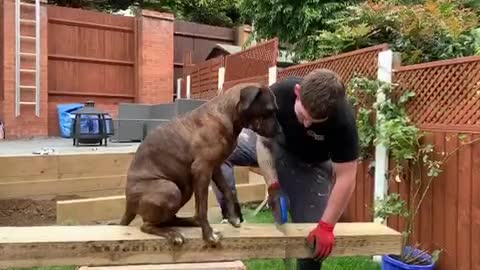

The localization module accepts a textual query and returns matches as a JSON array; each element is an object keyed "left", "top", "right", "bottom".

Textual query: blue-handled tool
[{"left": 272, "top": 192, "right": 290, "bottom": 225}]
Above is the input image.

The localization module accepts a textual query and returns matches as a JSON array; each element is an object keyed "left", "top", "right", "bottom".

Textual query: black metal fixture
[{"left": 71, "top": 101, "right": 114, "bottom": 146}]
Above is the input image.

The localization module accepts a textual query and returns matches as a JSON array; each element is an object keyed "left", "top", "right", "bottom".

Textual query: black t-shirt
[{"left": 271, "top": 76, "right": 360, "bottom": 163}]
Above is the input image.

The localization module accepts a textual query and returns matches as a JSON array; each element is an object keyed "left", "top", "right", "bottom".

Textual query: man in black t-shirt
[{"left": 213, "top": 69, "right": 359, "bottom": 270}]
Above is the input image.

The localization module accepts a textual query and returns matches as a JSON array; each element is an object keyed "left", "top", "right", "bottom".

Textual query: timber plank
[
  {"left": 0, "top": 223, "right": 402, "bottom": 268},
  {"left": 0, "top": 175, "right": 127, "bottom": 199},
  {"left": 78, "top": 261, "right": 247, "bottom": 270},
  {"left": 56, "top": 182, "right": 266, "bottom": 224}
]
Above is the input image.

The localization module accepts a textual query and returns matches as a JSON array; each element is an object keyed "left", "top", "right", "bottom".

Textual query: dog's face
[{"left": 237, "top": 85, "right": 281, "bottom": 138}]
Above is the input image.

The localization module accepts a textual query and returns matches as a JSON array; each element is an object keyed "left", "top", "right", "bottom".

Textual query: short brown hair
[{"left": 299, "top": 68, "right": 346, "bottom": 119}]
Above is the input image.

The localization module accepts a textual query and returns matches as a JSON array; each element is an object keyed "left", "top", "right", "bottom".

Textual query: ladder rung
[
  {"left": 20, "top": 19, "right": 36, "bottom": 25},
  {"left": 20, "top": 35, "right": 36, "bottom": 41},
  {"left": 20, "top": 52, "right": 36, "bottom": 57},
  {"left": 20, "top": 2, "right": 36, "bottom": 7},
  {"left": 19, "top": 102, "right": 36, "bottom": 105},
  {"left": 20, "top": 85, "right": 36, "bottom": 89},
  {"left": 20, "top": 69, "right": 36, "bottom": 73}
]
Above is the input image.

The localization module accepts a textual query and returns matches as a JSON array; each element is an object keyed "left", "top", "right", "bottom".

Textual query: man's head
[{"left": 294, "top": 69, "right": 346, "bottom": 128}]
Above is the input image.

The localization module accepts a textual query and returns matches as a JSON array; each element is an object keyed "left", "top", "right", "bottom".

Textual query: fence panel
[
  {"left": 224, "top": 38, "right": 278, "bottom": 82},
  {"left": 46, "top": 6, "right": 136, "bottom": 135},
  {"left": 386, "top": 131, "right": 480, "bottom": 270},
  {"left": 187, "top": 56, "right": 224, "bottom": 100}
]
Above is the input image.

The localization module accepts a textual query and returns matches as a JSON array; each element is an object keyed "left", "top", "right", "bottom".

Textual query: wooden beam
[
  {"left": 0, "top": 152, "right": 252, "bottom": 200},
  {"left": 57, "top": 182, "right": 266, "bottom": 224},
  {"left": 78, "top": 261, "right": 247, "bottom": 270},
  {"left": 0, "top": 223, "right": 402, "bottom": 268}
]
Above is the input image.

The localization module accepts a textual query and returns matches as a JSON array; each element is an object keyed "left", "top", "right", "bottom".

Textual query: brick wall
[
  {"left": 136, "top": 10, "right": 174, "bottom": 104},
  {"left": 1, "top": 0, "right": 49, "bottom": 139}
]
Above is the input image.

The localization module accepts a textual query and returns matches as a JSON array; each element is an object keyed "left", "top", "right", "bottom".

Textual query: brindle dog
[{"left": 119, "top": 83, "right": 280, "bottom": 247}]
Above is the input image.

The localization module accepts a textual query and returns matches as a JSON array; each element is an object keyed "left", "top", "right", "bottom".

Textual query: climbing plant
[{"left": 346, "top": 75, "right": 480, "bottom": 265}]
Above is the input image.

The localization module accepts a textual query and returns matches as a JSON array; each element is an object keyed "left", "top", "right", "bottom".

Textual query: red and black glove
[{"left": 306, "top": 220, "right": 335, "bottom": 261}]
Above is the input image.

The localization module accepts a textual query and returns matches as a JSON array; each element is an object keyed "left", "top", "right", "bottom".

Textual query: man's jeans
[{"left": 212, "top": 128, "right": 334, "bottom": 270}]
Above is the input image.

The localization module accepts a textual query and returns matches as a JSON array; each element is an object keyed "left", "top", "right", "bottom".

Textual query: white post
[
  {"left": 374, "top": 49, "right": 393, "bottom": 224},
  {"left": 372, "top": 49, "right": 393, "bottom": 262},
  {"left": 186, "top": 75, "right": 191, "bottom": 99},
  {"left": 268, "top": 66, "right": 277, "bottom": 86},
  {"left": 176, "top": 78, "right": 182, "bottom": 99},
  {"left": 217, "top": 67, "right": 225, "bottom": 94}
]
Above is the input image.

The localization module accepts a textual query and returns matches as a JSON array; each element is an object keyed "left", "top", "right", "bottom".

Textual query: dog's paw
[
  {"left": 168, "top": 232, "right": 185, "bottom": 246},
  {"left": 205, "top": 230, "right": 222, "bottom": 247}
]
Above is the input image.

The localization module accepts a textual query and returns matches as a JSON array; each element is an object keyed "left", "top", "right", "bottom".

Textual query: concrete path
[{"left": 0, "top": 137, "right": 140, "bottom": 156}]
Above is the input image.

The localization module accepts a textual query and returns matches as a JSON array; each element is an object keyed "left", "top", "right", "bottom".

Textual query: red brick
[{"left": 136, "top": 10, "right": 174, "bottom": 104}]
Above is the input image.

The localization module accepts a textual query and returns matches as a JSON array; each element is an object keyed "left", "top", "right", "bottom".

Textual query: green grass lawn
[
  {"left": 241, "top": 205, "right": 381, "bottom": 270},
  {"left": 6, "top": 206, "right": 381, "bottom": 270}
]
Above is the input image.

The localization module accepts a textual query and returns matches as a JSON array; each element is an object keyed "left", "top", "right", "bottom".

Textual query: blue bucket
[
  {"left": 382, "top": 246, "right": 435, "bottom": 270},
  {"left": 57, "top": 103, "right": 84, "bottom": 138}
]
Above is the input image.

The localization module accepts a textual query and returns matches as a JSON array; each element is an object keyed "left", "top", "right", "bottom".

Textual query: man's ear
[
  {"left": 238, "top": 85, "right": 261, "bottom": 114},
  {"left": 294, "top": 84, "right": 301, "bottom": 97}
]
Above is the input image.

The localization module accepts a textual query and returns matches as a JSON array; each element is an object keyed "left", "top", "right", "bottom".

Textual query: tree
[
  {"left": 47, "top": 0, "right": 244, "bottom": 27},
  {"left": 238, "top": 0, "right": 361, "bottom": 61}
]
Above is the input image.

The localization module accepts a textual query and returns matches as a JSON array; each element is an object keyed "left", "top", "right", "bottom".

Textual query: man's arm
[
  {"left": 256, "top": 135, "right": 279, "bottom": 186},
  {"left": 320, "top": 160, "right": 358, "bottom": 225}
]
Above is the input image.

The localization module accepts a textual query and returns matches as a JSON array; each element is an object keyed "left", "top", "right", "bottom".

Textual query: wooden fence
[
  {"left": 46, "top": 5, "right": 137, "bottom": 135},
  {"left": 386, "top": 56, "right": 480, "bottom": 270},
  {"left": 173, "top": 20, "right": 238, "bottom": 92},
  {"left": 182, "top": 38, "right": 279, "bottom": 98}
]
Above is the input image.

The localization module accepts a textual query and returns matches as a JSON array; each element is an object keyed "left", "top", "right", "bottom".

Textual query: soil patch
[{"left": 0, "top": 195, "right": 82, "bottom": 226}]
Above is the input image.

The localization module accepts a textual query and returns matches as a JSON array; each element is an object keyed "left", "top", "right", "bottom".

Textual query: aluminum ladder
[{"left": 15, "top": 0, "right": 40, "bottom": 117}]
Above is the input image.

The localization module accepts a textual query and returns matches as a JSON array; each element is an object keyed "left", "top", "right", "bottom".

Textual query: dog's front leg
[{"left": 192, "top": 160, "right": 222, "bottom": 246}]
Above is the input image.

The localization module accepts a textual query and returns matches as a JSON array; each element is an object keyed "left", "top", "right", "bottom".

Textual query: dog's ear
[{"left": 238, "top": 85, "right": 262, "bottom": 114}]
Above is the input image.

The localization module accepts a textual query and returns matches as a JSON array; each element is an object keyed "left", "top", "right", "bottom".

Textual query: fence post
[
  {"left": 268, "top": 66, "right": 277, "bottom": 86},
  {"left": 176, "top": 78, "right": 183, "bottom": 99},
  {"left": 186, "top": 75, "right": 191, "bottom": 99},
  {"left": 217, "top": 67, "right": 225, "bottom": 94},
  {"left": 374, "top": 49, "right": 393, "bottom": 224}
]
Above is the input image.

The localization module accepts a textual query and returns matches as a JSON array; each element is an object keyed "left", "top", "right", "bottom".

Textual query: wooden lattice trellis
[
  {"left": 393, "top": 55, "right": 480, "bottom": 132},
  {"left": 224, "top": 38, "right": 278, "bottom": 82},
  {"left": 278, "top": 44, "right": 389, "bottom": 84}
]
